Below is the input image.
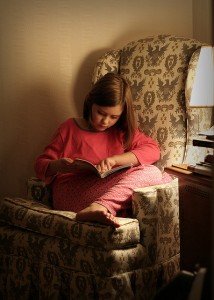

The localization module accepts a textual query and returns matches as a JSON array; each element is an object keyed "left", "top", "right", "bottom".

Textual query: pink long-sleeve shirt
[{"left": 34, "top": 118, "right": 160, "bottom": 184}]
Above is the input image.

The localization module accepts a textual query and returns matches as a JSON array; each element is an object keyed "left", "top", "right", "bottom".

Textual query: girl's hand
[
  {"left": 58, "top": 158, "right": 75, "bottom": 173},
  {"left": 96, "top": 157, "right": 117, "bottom": 173},
  {"left": 47, "top": 158, "right": 74, "bottom": 175}
]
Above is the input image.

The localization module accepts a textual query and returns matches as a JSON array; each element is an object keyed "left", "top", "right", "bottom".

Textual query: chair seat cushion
[{"left": 0, "top": 197, "right": 140, "bottom": 251}]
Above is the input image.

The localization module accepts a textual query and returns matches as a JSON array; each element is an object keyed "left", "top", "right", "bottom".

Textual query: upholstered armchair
[{"left": 0, "top": 35, "right": 211, "bottom": 300}]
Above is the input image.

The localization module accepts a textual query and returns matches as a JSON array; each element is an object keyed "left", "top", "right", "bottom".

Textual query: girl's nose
[{"left": 102, "top": 116, "right": 109, "bottom": 125}]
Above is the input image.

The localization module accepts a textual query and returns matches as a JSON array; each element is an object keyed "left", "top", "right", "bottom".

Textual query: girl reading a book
[{"left": 34, "top": 73, "right": 172, "bottom": 227}]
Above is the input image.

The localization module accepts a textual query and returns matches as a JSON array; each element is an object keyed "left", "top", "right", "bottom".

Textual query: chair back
[{"left": 92, "top": 35, "right": 212, "bottom": 169}]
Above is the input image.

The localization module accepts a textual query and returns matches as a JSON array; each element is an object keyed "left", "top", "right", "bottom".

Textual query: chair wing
[{"left": 92, "top": 35, "right": 212, "bottom": 170}]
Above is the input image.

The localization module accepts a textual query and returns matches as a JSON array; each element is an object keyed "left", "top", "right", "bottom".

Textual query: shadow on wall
[
  {"left": 1, "top": 81, "right": 62, "bottom": 199},
  {"left": 72, "top": 47, "right": 111, "bottom": 116}
]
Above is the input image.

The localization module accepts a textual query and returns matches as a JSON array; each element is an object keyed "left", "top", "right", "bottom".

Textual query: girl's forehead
[{"left": 94, "top": 104, "right": 123, "bottom": 115}]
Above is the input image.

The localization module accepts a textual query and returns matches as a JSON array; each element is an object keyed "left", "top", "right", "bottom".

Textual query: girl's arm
[
  {"left": 127, "top": 129, "right": 160, "bottom": 165},
  {"left": 96, "top": 152, "right": 139, "bottom": 173},
  {"left": 34, "top": 129, "right": 65, "bottom": 183},
  {"left": 96, "top": 129, "right": 160, "bottom": 173},
  {"left": 112, "top": 152, "right": 139, "bottom": 166}
]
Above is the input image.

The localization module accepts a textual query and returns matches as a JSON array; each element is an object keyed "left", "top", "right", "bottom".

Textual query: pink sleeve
[
  {"left": 34, "top": 128, "right": 64, "bottom": 184},
  {"left": 127, "top": 129, "right": 160, "bottom": 165}
]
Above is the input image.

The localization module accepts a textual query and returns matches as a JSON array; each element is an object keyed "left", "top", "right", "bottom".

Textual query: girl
[{"left": 34, "top": 73, "right": 172, "bottom": 227}]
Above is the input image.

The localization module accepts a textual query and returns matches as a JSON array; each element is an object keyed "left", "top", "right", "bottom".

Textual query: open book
[{"left": 71, "top": 158, "right": 133, "bottom": 178}]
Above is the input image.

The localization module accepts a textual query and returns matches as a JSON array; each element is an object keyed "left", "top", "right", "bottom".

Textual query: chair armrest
[
  {"left": 132, "top": 177, "right": 180, "bottom": 265},
  {"left": 26, "top": 177, "right": 52, "bottom": 207}
]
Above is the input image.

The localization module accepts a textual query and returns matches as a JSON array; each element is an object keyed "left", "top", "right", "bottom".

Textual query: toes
[
  {"left": 76, "top": 209, "right": 120, "bottom": 228},
  {"left": 105, "top": 212, "right": 120, "bottom": 227}
]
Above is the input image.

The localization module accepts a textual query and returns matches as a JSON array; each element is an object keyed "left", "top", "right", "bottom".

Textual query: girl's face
[{"left": 91, "top": 104, "right": 123, "bottom": 131}]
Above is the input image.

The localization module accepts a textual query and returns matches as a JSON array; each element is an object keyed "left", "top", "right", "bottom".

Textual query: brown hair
[{"left": 83, "top": 73, "right": 136, "bottom": 149}]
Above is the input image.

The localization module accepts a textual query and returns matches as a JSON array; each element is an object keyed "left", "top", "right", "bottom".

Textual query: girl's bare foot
[{"left": 76, "top": 203, "right": 120, "bottom": 228}]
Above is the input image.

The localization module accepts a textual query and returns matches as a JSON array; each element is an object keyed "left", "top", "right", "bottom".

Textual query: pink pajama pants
[{"left": 52, "top": 165, "right": 172, "bottom": 216}]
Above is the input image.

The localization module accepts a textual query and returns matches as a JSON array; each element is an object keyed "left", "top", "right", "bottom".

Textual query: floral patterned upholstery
[
  {"left": 0, "top": 178, "right": 179, "bottom": 300},
  {"left": 92, "top": 34, "right": 212, "bottom": 169},
  {"left": 0, "top": 35, "right": 211, "bottom": 299}
]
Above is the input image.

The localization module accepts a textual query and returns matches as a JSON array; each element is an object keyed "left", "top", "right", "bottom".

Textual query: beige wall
[{"left": 0, "top": 0, "right": 206, "bottom": 198}]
